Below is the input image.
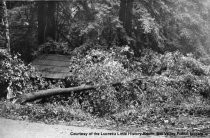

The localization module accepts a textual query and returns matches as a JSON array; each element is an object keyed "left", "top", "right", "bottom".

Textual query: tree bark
[
  {"left": 15, "top": 85, "right": 97, "bottom": 104},
  {"left": 37, "top": 1, "right": 47, "bottom": 45},
  {"left": 37, "top": 1, "right": 56, "bottom": 45},
  {"left": 119, "top": 0, "right": 133, "bottom": 37},
  {"left": 15, "top": 77, "right": 149, "bottom": 104},
  {"left": 46, "top": 1, "right": 56, "bottom": 40},
  {"left": 0, "top": 0, "right": 10, "bottom": 53},
  {"left": 119, "top": 0, "right": 139, "bottom": 56}
]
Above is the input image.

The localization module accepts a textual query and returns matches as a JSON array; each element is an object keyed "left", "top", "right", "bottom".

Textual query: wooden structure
[{"left": 31, "top": 54, "right": 71, "bottom": 79}]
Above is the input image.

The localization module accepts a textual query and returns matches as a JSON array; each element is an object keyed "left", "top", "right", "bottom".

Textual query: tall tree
[
  {"left": 119, "top": 0, "right": 136, "bottom": 55},
  {"left": 37, "top": 1, "right": 56, "bottom": 45},
  {"left": 37, "top": 1, "right": 47, "bottom": 45},
  {"left": 46, "top": 1, "right": 56, "bottom": 40},
  {"left": 119, "top": 0, "right": 133, "bottom": 37},
  {"left": 0, "top": 0, "right": 12, "bottom": 99},
  {"left": 0, "top": 0, "right": 10, "bottom": 53}
]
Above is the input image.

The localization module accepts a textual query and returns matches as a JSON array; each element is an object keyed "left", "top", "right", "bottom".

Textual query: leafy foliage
[
  {"left": 65, "top": 46, "right": 210, "bottom": 118},
  {"left": 107, "top": 49, "right": 210, "bottom": 125},
  {"left": 7, "top": 0, "right": 210, "bottom": 58},
  {"left": 33, "top": 40, "right": 71, "bottom": 56},
  {"left": 0, "top": 100, "right": 92, "bottom": 123},
  {"left": 0, "top": 51, "right": 65, "bottom": 98},
  {"left": 132, "top": 0, "right": 209, "bottom": 55},
  {"left": 66, "top": 46, "right": 138, "bottom": 115}
]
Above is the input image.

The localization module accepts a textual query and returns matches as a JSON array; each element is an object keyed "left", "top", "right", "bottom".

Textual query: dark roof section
[{"left": 31, "top": 54, "right": 71, "bottom": 79}]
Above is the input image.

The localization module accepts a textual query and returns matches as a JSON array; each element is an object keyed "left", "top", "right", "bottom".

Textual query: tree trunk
[
  {"left": 0, "top": 1, "right": 11, "bottom": 99},
  {"left": 119, "top": 0, "right": 139, "bottom": 56},
  {"left": 37, "top": 1, "right": 56, "bottom": 45},
  {"left": 37, "top": 1, "right": 47, "bottom": 45},
  {"left": 119, "top": 0, "right": 133, "bottom": 37},
  {"left": 16, "top": 85, "right": 97, "bottom": 104},
  {"left": 14, "top": 76, "right": 149, "bottom": 104},
  {"left": 46, "top": 1, "right": 56, "bottom": 40},
  {"left": 0, "top": 0, "right": 10, "bottom": 53}
]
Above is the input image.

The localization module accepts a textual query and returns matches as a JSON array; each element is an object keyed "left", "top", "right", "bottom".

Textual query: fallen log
[
  {"left": 14, "top": 76, "right": 149, "bottom": 104},
  {"left": 15, "top": 84, "right": 97, "bottom": 104}
]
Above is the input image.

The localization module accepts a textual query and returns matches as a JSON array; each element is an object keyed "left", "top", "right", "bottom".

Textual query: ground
[{"left": 0, "top": 118, "right": 166, "bottom": 138}]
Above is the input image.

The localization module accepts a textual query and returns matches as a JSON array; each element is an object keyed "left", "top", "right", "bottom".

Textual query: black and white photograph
[{"left": 0, "top": 0, "right": 210, "bottom": 137}]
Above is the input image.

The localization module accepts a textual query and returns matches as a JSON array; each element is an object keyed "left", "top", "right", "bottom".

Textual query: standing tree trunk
[
  {"left": 119, "top": 0, "right": 133, "bottom": 37},
  {"left": 37, "top": 1, "right": 47, "bottom": 45},
  {"left": 46, "top": 1, "right": 56, "bottom": 40},
  {"left": 0, "top": 0, "right": 10, "bottom": 53},
  {"left": 119, "top": 0, "right": 139, "bottom": 56},
  {"left": 0, "top": 1, "right": 12, "bottom": 99},
  {"left": 37, "top": 1, "right": 56, "bottom": 45}
]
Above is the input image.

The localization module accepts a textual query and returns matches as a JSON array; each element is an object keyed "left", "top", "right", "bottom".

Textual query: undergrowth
[
  {"left": 65, "top": 46, "right": 210, "bottom": 124},
  {"left": 0, "top": 50, "right": 65, "bottom": 98},
  {"left": 1, "top": 45, "right": 210, "bottom": 129},
  {"left": 0, "top": 100, "right": 92, "bottom": 123}
]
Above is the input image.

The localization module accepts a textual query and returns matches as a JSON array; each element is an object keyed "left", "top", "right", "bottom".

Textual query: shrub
[
  {"left": 0, "top": 51, "right": 49, "bottom": 98},
  {"left": 33, "top": 40, "right": 71, "bottom": 56},
  {"left": 107, "top": 50, "right": 210, "bottom": 124},
  {"left": 67, "top": 46, "right": 140, "bottom": 116},
  {"left": 138, "top": 49, "right": 162, "bottom": 75},
  {"left": 139, "top": 50, "right": 210, "bottom": 102},
  {"left": 160, "top": 52, "right": 210, "bottom": 76},
  {"left": 0, "top": 100, "right": 92, "bottom": 123},
  {"left": 66, "top": 47, "right": 210, "bottom": 118},
  {"left": 69, "top": 46, "right": 137, "bottom": 85},
  {"left": 138, "top": 49, "right": 210, "bottom": 76}
]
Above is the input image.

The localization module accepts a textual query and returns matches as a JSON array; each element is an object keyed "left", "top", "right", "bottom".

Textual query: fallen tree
[
  {"left": 14, "top": 76, "right": 149, "bottom": 104},
  {"left": 14, "top": 84, "right": 97, "bottom": 104}
]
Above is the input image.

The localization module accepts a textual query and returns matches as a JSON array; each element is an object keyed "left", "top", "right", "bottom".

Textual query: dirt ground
[{"left": 0, "top": 118, "right": 166, "bottom": 138}]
